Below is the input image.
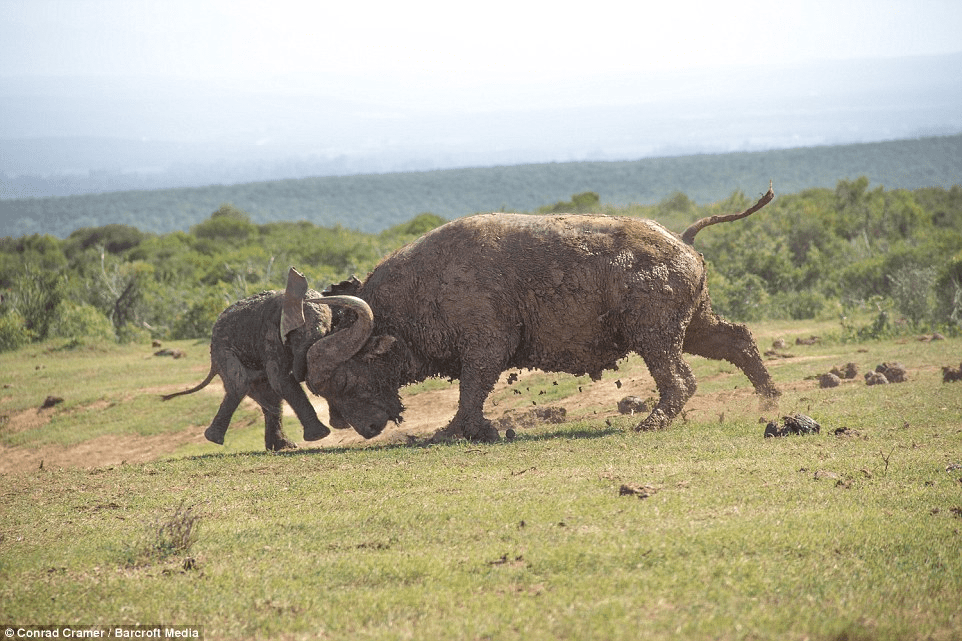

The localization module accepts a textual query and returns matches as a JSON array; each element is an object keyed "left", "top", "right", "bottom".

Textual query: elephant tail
[{"left": 161, "top": 367, "right": 217, "bottom": 401}]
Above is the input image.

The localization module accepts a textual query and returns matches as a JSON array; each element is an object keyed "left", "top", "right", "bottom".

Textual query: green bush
[
  {"left": 51, "top": 302, "right": 116, "bottom": 343},
  {"left": 769, "top": 290, "right": 828, "bottom": 320},
  {"left": 539, "top": 192, "right": 600, "bottom": 214},
  {"left": 888, "top": 265, "right": 938, "bottom": 326},
  {"left": 11, "top": 266, "right": 65, "bottom": 341},
  {"left": 0, "top": 310, "right": 33, "bottom": 353},
  {"left": 171, "top": 290, "right": 228, "bottom": 340},
  {"left": 710, "top": 272, "right": 770, "bottom": 322}
]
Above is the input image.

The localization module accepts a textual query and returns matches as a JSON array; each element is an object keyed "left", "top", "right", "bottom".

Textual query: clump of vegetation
[
  {"left": 125, "top": 500, "right": 202, "bottom": 568},
  {"left": 538, "top": 191, "right": 600, "bottom": 213}
]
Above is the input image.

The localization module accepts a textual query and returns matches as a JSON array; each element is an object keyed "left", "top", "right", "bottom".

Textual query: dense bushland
[{"left": 1, "top": 178, "right": 960, "bottom": 352}]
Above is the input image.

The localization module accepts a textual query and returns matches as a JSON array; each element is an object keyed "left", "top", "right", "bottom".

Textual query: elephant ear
[{"left": 280, "top": 267, "right": 309, "bottom": 343}]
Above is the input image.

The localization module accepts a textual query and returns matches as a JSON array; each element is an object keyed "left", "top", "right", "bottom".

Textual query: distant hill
[{"left": 2, "top": 134, "right": 960, "bottom": 239}]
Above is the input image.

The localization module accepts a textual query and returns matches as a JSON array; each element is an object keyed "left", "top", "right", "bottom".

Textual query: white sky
[{"left": 2, "top": 0, "right": 961, "bottom": 81}]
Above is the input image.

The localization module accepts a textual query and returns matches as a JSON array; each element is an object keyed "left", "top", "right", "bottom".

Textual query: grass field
[{"left": 1, "top": 320, "right": 961, "bottom": 640}]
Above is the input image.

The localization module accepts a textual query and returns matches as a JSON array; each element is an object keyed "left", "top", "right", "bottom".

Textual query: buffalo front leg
[
  {"left": 248, "top": 379, "right": 298, "bottom": 451},
  {"left": 433, "top": 360, "right": 502, "bottom": 443}
]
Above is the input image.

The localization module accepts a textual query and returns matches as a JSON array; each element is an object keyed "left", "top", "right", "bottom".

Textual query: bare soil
[{"left": 0, "top": 361, "right": 784, "bottom": 474}]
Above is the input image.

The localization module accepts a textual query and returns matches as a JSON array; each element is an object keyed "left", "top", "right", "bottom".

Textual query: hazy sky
[{"left": 2, "top": 0, "right": 961, "bottom": 82}]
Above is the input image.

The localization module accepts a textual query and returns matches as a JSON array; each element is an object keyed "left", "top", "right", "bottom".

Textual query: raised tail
[
  {"left": 680, "top": 181, "right": 774, "bottom": 246},
  {"left": 161, "top": 366, "right": 217, "bottom": 401}
]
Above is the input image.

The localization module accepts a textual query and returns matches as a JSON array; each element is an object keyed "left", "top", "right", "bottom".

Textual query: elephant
[{"left": 161, "top": 267, "right": 356, "bottom": 451}]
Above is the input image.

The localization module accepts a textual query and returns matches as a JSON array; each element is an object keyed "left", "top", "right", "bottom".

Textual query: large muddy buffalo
[{"left": 305, "top": 185, "right": 780, "bottom": 442}]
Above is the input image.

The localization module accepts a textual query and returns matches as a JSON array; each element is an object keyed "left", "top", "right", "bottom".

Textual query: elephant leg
[
  {"left": 204, "top": 351, "right": 253, "bottom": 445},
  {"left": 205, "top": 392, "right": 244, "bottom": 445},
  {"left": 266, "top": 362, "right": 330, "bottom": 442},
  {"left": 248, "top": 379, "right": 298, "bottom": 451}
]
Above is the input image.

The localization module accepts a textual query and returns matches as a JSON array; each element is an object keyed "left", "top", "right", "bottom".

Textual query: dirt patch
[
  {"left": 2, "top": 360, "right": 774, "bottom": 471},
  {"left": 0, "top": 426, "right": 209, "bottom": 474},
  {"left": 1, "top": 406, "right": 57, "bottom": 436}
]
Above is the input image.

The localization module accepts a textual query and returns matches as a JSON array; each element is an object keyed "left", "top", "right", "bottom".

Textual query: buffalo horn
[{"left": 304, "top": 295, "right": 375, "bottom": 380}]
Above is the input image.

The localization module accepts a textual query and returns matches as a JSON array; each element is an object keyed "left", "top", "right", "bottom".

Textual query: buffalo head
[{"left": 304, "top": 295, "right": 403, "bottom": 439}]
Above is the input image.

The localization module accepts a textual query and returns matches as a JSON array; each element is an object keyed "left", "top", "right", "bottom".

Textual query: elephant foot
[
  {"left": 634, "top": 408, "right": 671, "bottom": 432},
  {"left": 302, "top": 421, "right": 331, "bottom": 442},
  {"left": 204, "top": 425, "right": 226, "bottom": 445}
]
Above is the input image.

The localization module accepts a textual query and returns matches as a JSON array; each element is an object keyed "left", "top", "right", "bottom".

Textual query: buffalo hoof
[
  {"left": 470, "top": 424, "right": 501, "bottom": 443},
  {"left": 634, "top": 408, "right": 671, "bottom": 432},
  {"left": 204, "top": 425, "right": 226, "bottom": 445},
  {"left": 758, "top": 391, "right": 781, "bottom": 412},
  {"left": 429, "top": 422, "right": 501, "bottom": 444},
  {"left": 303, "top": 422, "right": 331, "bottom": 441},
  {"left": 267, "top": 438, "right": 298, "bottom": 452}
]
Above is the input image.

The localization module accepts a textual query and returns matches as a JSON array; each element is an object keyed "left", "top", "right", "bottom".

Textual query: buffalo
[{"left": 306, "top": 185, "right": 780, "bottom": 442}]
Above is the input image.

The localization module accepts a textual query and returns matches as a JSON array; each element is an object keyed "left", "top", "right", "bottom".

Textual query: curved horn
[{"left": 304, "top": 295, "right": 375, "bottom": 383}]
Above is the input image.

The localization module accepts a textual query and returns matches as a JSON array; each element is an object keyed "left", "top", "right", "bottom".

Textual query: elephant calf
[{"left": 162, "top": 267, "right": 351, "bottom": 451}]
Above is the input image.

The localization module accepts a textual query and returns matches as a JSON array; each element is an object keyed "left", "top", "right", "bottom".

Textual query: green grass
[{"left": 2, "top": 324, "right": 962, "bottom": 640}]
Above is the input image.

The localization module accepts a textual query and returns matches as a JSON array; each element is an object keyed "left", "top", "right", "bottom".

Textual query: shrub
[
  {"left": 11, "top": 266, "right": 65, "bottom": 341},
  {"left": 769, "top": 290, "right": 827, "bottom": 320},
  {"left": 888, "top": 265, "right": 937, "bottom": 326},
  {"left": 935, "top": 254, "right": 962, "bottom": 327},
  {"left": 0, "top": 310, "right": 33, "bottom": 353},
  {"left": 50, "top": 302, "right": 116, "bottom": 343},
  {"left": 171, "top": 289, "right": 228, "bottom": 339},
  {"left": 711, "top": 273, "right": 770, "bottom": 322}
]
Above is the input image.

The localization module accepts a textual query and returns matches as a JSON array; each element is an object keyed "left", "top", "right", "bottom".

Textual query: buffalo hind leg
[
  {"left": 635, "top": 349, "right": 697, "bottom": 431},
  {"left": 248, "top": 379, "right": 298, "bottom": 451},
  {"left": 683, "top": 308, "right": 780, "bottom": 410}
]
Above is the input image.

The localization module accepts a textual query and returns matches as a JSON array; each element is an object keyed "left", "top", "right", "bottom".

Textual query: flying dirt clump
[
  {"left": 818, "top": 373, "right": 841, "bottom": 388},
  {"left": 941, "top": 362, "right": 962, "bottom": 383},
  {"left": 617, "top": 396, "right": 650, "bottom": 415},
  {"left": 764, "top": 414, "right": 821, "bottom": 437},
  {"left": 874, "top": 362, "right": 908, "bottom": 384},
  {"left": 493, "top": 406, "right": 567, "bottom": 432}
]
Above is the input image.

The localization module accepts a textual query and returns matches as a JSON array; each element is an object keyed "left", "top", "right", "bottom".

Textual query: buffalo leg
[
  {"left": 248, "top": 379, "right": 298, "bottom": 451},
  {"left": 435, "top": 359, "right": 502, "bottom": 443},
  {"left": 635, "top": 349, "right": 697, "bottom": 431},
  {"left": 683, "top": 306, "right": 780, "bottom": 407}
]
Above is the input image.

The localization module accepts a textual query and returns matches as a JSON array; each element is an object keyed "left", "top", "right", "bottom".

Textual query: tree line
[
  {"left": 3, "top": 134, "right": 960, "bottom": 240},
  {"left": 1, "top": 177, "right": 960, "bottom": 353}
]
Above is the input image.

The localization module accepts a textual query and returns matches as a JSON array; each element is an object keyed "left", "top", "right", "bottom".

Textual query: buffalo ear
[
  {"left": 280, "top": 267, "right": 309, "bottom": 342},
  {"left": 361, "top": 335, "right": 396, "bottom": 361}
]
